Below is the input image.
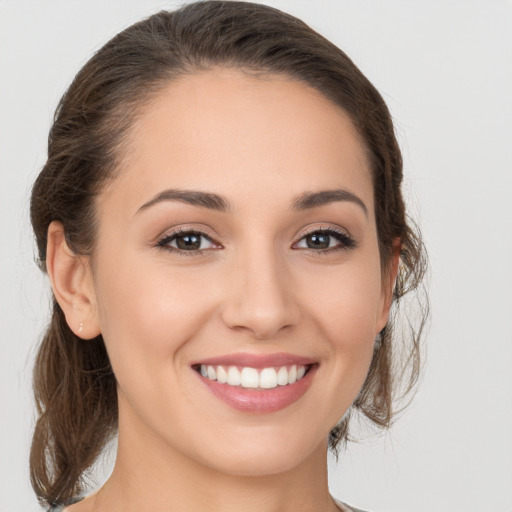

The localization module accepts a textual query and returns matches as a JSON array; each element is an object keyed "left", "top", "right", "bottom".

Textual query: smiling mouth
[{"left": 192, "top": 364, "right": 314, "bottom": 390}]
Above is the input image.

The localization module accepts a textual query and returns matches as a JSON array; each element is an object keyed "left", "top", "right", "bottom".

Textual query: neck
[{"left": 94, "top": 404, "right": 338, "bottom": 512}]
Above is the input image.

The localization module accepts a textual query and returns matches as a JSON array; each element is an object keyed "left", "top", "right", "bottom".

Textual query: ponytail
[{"left": 30, "top": 303, "right": 116, "bottom": 506}]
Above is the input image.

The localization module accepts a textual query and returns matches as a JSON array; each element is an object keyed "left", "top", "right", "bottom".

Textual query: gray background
[{"left": 1, "top": 1, "right": 511, "bottom": 511}]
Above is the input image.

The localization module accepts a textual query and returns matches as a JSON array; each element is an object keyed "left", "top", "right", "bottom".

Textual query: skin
[{"left": 47, "top": 68, "right": 398, "bottom": 512}]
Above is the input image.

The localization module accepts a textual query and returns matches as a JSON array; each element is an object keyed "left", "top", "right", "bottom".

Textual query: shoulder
[
  {"left": 47, "top": 497, "right": 83, "bottom": 512},
  {"left": 334, "top": 498, "right": 370, "bottom": 512}
]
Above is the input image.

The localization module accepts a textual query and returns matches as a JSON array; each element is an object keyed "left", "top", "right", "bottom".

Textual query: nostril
[{"left": 219, "top": 273, "right": 301, "bottom": 339}]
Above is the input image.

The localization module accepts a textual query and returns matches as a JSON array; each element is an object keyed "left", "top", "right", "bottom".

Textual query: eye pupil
[
  {"left": 176, "top": 233, "right": 201, "bottom": 250},
  {"left": 307, "top": 233, "right": 330, "bottom": 249}
]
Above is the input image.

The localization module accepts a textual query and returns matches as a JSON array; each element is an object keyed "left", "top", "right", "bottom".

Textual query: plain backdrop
[{"left": 1, "top": 1, "right": 511, "bottom": 511}]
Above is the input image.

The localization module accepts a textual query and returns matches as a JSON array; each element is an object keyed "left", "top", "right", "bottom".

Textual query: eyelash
[
  {"left": 156, "top": 226, "right": 356, "bottom": 257},
  {"left": 294, "top": 227, "right": 356, "bottom": 254},
  {"left": 156, "top": 227, "right": 220, "bottom": 256}
]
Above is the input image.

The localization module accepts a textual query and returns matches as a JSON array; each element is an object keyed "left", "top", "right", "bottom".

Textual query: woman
[{"left": 29, "top": 2, "right": 427, "bottom": 511}]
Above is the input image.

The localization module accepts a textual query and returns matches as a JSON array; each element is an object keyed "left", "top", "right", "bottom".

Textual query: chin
[{"left": 191, "top": 428, "right": 327, "bottom": 477}]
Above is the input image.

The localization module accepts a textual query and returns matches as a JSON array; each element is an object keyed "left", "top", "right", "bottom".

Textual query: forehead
[{"left": 102, "top": 68, "right": 373, "bottom": 215}]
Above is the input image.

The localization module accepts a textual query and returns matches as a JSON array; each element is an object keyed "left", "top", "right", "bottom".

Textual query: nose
[{"left": 220, "top": 246, "right": 301, "bottom": 340}]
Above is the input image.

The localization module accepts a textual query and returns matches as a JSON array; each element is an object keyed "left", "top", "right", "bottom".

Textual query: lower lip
[{"left": 196, "top": 365, "right": 317, "bottom": 413}]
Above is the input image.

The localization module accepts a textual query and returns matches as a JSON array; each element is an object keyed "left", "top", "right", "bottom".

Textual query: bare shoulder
[
  {"left": 66, "top": 499, "right": 94, "bottom": 512},
  {"left": 334, "top": 498, "right": 369, "bottom": 512},
  {"left": 51, "top": 495, "right": 92, "bottom": 512}
]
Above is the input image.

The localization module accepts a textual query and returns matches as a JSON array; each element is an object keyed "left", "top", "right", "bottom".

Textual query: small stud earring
[{"left": 78, "top": 323, "right": 84, "bottom": 333}]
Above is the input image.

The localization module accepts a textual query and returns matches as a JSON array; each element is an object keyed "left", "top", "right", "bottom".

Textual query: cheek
[
  {"left": 306, "top": 259, "right": 383, "bottom": 341},
  {"left": 93, "top": 255, "right": 217, "bottom": 377},
  {"left": 300, "top": 258, "right": 383, "bottom": 401}
]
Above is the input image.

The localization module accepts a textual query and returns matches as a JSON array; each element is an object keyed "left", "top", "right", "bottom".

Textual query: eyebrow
[
  {"left": 137, "top": 189, "right": 230, "bottom": 213},
  {"left": 136, "top": 187, "right": 367, "bottom": 217},
  {"left": 291, "top": 189, "right": 368, "bottom": 217}
]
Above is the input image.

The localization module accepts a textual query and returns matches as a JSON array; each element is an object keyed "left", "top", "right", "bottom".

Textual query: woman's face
[{"left": 88, "top": 68, "right": 394, "bottom": 476}]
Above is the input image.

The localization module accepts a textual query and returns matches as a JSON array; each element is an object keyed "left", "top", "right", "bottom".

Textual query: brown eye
[
  {"left": 304, "top": 232, "right": 331, "bottom": 249},
  {"left": 294, "top": 229, "right": 356, "bottom": 252},
  {"left": 175, "top": 233, "right": 202, "bottom": 250},
  {"left": 157, "top": 230, "right": 218, "bottom": 253}
]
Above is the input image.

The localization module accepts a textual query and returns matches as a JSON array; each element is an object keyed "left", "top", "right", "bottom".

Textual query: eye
[
  {"left": 157, "top": 229, "right": 220, "bottom": 254},
  {"left": 293, "top": 228, "right": 356, "bottom": 253}
]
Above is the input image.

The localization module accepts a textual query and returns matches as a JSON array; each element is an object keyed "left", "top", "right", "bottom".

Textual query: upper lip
[{"left": 191, "top": 352, "right": 317, "bottom": 369}]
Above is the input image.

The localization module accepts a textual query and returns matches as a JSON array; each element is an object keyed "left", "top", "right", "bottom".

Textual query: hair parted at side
[{"left": 30, "top": 0, "right": 427, "bottom": 507}]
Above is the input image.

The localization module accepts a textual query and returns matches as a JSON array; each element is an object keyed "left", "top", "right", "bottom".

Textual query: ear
[
  {"left": 376, "top": 238, "right": 401, "bottom": 333},
  {"left": 46, "top": 221, "right": 101, "bottom": 339}
]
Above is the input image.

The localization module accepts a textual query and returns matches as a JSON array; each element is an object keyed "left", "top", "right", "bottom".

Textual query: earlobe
[{"left": 46, "top": 221, "right": 101, "bottom": 339}]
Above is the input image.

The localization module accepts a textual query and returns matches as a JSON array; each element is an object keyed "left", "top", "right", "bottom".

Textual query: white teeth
[
  {"left": 199, "top": 364, "right": 309, "bottom": 388},
  {"left": 240, "top": 367, "right": 259, "bottom": 388},
  {"left": 277, "top": 366, "right": 288, "bottom": 386},
  {"left": 259, "top": 368, "right": 277, "bottom": 389},
  {"left": 288, "top": 365, "right": 297, "bottom": 384},
  {"left": 216, "top": 365, "right": 227, "bottom": 384},
  {"left": 227, "top": 366, "right": 241, "bottom": 386},
  {"left": 207, "top": 366, "right": 216, "bottom": 380}
]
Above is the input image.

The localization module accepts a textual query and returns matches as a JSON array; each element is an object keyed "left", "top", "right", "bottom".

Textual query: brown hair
[{"left": 30, "top": 1, "right": 427, "bottom": 507}]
